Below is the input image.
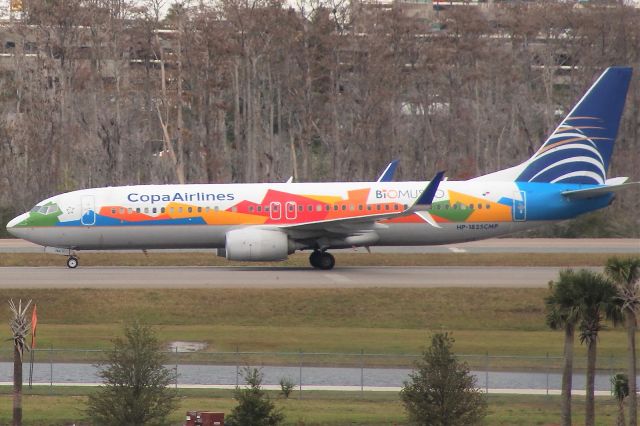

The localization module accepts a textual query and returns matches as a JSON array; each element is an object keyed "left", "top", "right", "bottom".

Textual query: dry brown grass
[{"left": 0, "top": 251, "right": 615, "bottom": 267}]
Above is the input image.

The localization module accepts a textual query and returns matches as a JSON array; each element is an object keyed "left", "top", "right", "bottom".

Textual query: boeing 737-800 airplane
[{"left": 6, "top": 67, "right": 638, "bottom": 270}]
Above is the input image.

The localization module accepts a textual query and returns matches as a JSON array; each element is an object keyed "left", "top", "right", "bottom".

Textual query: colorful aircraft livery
[{"left": 7, "top": 67, "right": 638, "bottom": 270}]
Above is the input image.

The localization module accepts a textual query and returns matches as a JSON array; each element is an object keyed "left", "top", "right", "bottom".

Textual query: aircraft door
[
  {"left": 512, "top": 191, "right": 526, "bottom": 222},
  {"left": 81, "top": 196, "right": 96, "bottom": 226},
  {"left": 285, "top": 201, "right": 297, "bottom": 220},
  {"left": 270, "top": 202, "right": 281, "bottom": 220}
]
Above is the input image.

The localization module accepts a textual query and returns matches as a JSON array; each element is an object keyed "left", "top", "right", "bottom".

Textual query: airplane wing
[
  {"left": 561, "top": 182, "right": 639, "bottom": 200},
  {"left": 282, "top": 171, "right": 445, "bottom": 235},
  {"left": 376, "top": 160, "right": 399, "bottom": 182}
]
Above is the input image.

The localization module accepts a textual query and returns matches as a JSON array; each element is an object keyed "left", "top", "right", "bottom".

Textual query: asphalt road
[
  {"left": 0, "top": 266, "right": 600, "bottom": 288},
  {"left": 0, "top": 238, "right": 638, "bottom": 253}
]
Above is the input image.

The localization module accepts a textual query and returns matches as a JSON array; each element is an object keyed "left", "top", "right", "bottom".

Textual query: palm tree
[
  {"left": 606, "top": 256, "right": 640, "bottom": 426},
  {"left": 545, "top": 270, "right": 583, "bottom": 426},
  {"left": 611, "top": 372, "right": 629, "bottom": 426},
  {"left": 9, "top": 299, "right": 32, "bottom": 426},
  {"left": 574, "top": 270, "right": 622, "bottom": 426}
]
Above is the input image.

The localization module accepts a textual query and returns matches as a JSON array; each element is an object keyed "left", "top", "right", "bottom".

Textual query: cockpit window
[
  {"left": 30, "top": 204, "right": 59, "bottom": 215},
  {"left": 45, "top": 205, "right": 59, "bottom": 215}
]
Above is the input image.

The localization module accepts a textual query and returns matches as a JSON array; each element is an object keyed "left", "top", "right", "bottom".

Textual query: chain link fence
[{"left": 0, "top": 348, "right": 629, "bottom": 396}]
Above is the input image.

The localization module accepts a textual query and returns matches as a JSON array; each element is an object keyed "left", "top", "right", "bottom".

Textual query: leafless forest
[{"left": 0, "top": 0, "right": 638, "bottom": 236}]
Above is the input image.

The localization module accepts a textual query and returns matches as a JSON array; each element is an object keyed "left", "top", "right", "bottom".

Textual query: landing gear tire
[
  {"left": 67, "top": 256, "right": 78, "bottom": 269},
  {"left": 309, "top": 250, "right": 322, "bottom": 268},
  {"left": 309, "top": 251, "right": 335, "bottom": 270}
]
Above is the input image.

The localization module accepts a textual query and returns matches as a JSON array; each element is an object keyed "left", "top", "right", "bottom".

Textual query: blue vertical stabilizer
[{"left": 516, "top": 67, "right": 632, "bottom": 184}]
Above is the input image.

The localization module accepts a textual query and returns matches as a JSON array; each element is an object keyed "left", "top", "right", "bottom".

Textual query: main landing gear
[
  {"left": 309, "top": 250, "right": 335, "bottom": 270},
  {"left": 66, "top": 256, "right": 79, "bottom": 269}
]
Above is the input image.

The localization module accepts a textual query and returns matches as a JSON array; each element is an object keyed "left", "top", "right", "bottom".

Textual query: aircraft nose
[{"left": 6, "top": 212, "right": 29, "bottom": 235}]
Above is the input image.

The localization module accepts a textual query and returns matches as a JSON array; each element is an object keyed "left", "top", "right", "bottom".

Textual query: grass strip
[
  {"left": 0, "top": 252, "right": 623, "bottom": 267},
  {"left": 0, "top": 288, "right": 627, "bottom": 363},
  {"left": 0, "top": 387, "right": 622, "bottom": 425}
]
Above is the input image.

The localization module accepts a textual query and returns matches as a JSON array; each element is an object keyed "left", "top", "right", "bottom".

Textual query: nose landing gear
[
  {"left": 66, "top": 256, "right": 79, "bottom": 269},
  {"left": 309, "top": 250, "right": 335, "bottom": 270}
]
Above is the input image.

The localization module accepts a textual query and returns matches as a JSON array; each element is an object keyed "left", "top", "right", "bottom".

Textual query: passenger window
[
  {"left": 136, "top": 208, "right": 141, "bottom": 213},
  {"left": 486, "top": 204, "right": 491, "bottom": 209},
  {"left": 287, "top": 205, "right": 293, "bottom": 212},
  {"left": 144, "top": 207, "right": 149, "bottom": 214},
  {"left": 453, "top": 204, "right": 458, "bottom": 210},
  {"left": 325, "top": 205, "right": 330, "bottom": 211},
  {"left": 214, "top": 206, "right": 219, "bottom": 211},
  {"left": 367, "top": 206, "right": 372, "bottom": 211},
  {"left": 111, "top": 209, "right": 116, "bottom": 214},
  {"left": 478, "top": 203, "right": 482, "bottom": 209},
  {"left": 265, "top": 206, "right": 269, "bottom": 212},
  {"left": 358, "top": 205, "right": 363, "bottom": 211},
  {"left": 334, "top": 205, "right": 338, "bottom": 211},
  {"left": 249, "top": 206, "right": 254, "bottom": 213},
  {"left": 316, "top": 205, "right": 322, "bottom": 212},
  {"left": 403, "top": 204, "right": 408, "bottom": 209},
  {"left": 188, "top": 207, "right": 193, "bottom": 213},
  {"left": 299, "top": 205, "right": 304, "bottom": 212},
  {"left": 197, "top": 207, "right": 202, "bottom": 213},
  {"left": 376, "top": 205, "right": 381, "bottom": 211},
  {"left": 308, "top": 205, "right": 313, "bottom": 212},
  {"left": 152, "top": 207, "right": 157, "bottom": 214},
  {"left": 257, "top": 206, "right": 261, "bottom": 212},
  {"left": 341, "top": 205, "right": 346, "bottom": 211},
  {"left": 205, "top": 207, "right": 210, "bottom": 212},
  {"left": 394, "top": 204, "right": 399, "bottom": 210},
  {"left": 128, "top": 208, "right": 132, "bottom": 214},
  {"left": 178, "top": 207, "right": 183, "bottom": 213},
  {"left": 161, "top": 207, "right": 166, "bottom": 213},
  {"left": 385, "top": 205, "right": 390, "bottom": 211},
  {"left": 232, "top": 207, "right": 238, "bottom": 212},
  {"left": 120, "top": 208, "right": 124, "bottom": 214},
  {"left": 469, "top": 204, "right": 474, "bottom": 210},
  {"left": 349, "top": 205, "right": 354, "bottom": 211},
  {"left": 445, "top": 204, "right": 450, "bottom": 210}
]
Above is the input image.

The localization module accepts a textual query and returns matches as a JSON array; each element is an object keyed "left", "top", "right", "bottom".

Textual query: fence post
[
  {"left": 360, "top": 349, "right": 364, "bottom": 397},
  {"left": 175, "top": 346, "right": 179, "bottom": 389},
  {"left": 49, "top": 344, "right": 53, "bottom": 388},
  {"left": 546, "top": 352, "right": 549, "bottom": 396},
  {"left": 235, "top": 346, "right": 239, "bottom": 387},
  {"left": 485, "top": 352, "right": 489, "bottom": 394},
  {"left": 298, "top": 350, "right": 303, "bottom": 400}
]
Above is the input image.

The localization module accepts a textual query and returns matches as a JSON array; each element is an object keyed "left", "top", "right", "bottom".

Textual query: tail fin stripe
[
  {"left": 551, "top": 171, "right": 605, "bottom": 184},
  {"left": 533, "top": 163, "right": 606, "bottom": 184},
  {"left": 518, "top": 147, "right": 605, "bottom": 181},
  {"left": 530, "top": 157, "right": 606, "bottom": 182},
  {"left": 535, "top": 144, "right": 605, "bottom": 164}
]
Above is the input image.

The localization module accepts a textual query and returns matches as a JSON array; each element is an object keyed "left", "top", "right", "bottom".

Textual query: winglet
[
  {"left": 409, "top": 171, "right": 445, "bottom": 211},
  {"left": 377, "top": 160, "right": 399, "bottom": 182}
]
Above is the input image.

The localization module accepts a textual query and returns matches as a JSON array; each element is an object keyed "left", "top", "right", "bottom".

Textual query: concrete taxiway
[
  {"left": 0, "top": 266, "right": 600, "bottom": 288},
  {"left": 0, "top": 238, "right": 638, "bottom": 253}
]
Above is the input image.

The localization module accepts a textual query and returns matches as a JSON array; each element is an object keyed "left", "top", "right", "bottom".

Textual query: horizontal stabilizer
[{"left": 561, "top": 182, "right": 639, "bottom": 199}]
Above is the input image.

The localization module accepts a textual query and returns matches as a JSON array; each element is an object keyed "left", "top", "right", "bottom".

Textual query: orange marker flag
[{"left": 31, "top": 304, "right": 37, "bottom": 349}]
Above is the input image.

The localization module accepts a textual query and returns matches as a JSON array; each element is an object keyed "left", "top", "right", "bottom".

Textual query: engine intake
[{"left": 225, "top": 228, "right": 292, "bottom": 261}]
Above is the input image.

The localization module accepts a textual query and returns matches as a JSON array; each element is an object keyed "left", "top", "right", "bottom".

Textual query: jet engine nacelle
[{"left": 225, "top": 228, "right": 292, "bottom": 261}]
